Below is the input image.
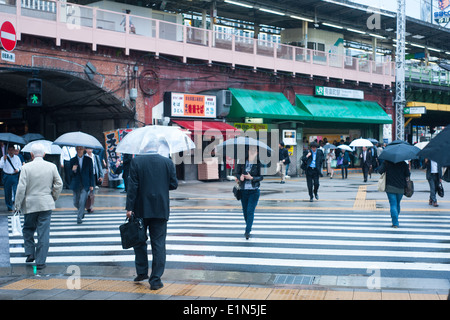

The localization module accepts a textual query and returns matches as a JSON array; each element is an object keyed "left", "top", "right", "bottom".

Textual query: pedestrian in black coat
[
  {"left": 126, "top": 153, "right": 178, "bottom": 289},
  {"left": 301, "top": 142, "right": 324, "bottom": 202}
]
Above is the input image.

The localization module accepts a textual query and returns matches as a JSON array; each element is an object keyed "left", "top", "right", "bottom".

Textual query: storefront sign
[
  {"left": 404, "top": 106, "right": 426, "bottom": 115},
  {"left": 234, "top": 122, "right": 268, "bottom": 131},
  {"left": 282, "top": 130, "right": 297, "bottom": 146},
  {"left": 165, "top": 92, "right": 216, "bottom": 118},
  {"left": 315, "top": 86, "right": 364, "bottom": 100}
]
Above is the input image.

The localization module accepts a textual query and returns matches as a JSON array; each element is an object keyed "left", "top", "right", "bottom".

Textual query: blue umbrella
[
  {"left": 0, "top": 133, "right": 26, "bottom": 145},
  {"left": 378, "top": 143, "right": 420, "bottom": 163}
]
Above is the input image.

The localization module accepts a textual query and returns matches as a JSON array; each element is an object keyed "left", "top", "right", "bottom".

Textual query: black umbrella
[
  {"left": 22, "top": 133, "right": 45, "bottom": 143},
  {"left": 418, "top": 125, "right": 450, "bottom": 166},
  {"left": 0, "top": 133, "right": 27, "bottom": 145},
  {"left": 378, "top": 143, "right": 421, "bottom": 163}
]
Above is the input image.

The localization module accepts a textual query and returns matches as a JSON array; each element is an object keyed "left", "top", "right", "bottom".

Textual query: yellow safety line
[{"left": 0, "top": 278, "right": 445, "bottom": 300}]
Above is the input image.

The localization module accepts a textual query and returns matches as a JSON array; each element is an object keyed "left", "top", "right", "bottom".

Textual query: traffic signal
[{"left": 27, "top": 78, "right": 42, "bottom": 107}]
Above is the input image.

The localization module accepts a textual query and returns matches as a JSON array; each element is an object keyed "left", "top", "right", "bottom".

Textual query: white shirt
[
  {"left": 60, "top": 146, "right": 76, "bottom": 165},
  {"left": 0, "top": 154, "right": 22, "bottom": 174},
  {"left": 431, "top": 160, "right": 438, "bottom": 174}
]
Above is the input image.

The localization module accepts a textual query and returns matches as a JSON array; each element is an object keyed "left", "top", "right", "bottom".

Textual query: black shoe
[
  {"left": 134, "top": 274, "right": 149, "bottom": 282},
  {"left": 245, "top": 232, "right": 250, "bottom": 240},
  {"left": 25, "top": 255, "right": 35, "bottom": 263},
  {"left": 309, "top": 197, "right": 314, "bottom": 202},
  {"left": 315, "top": 194, "right": 319, "bottom": 200},
  {"left": 36, "top": 264, "right": 46, "bottom": 270},
  {"left": 150, "top": 282, "right": 164, "bottom": 290}
]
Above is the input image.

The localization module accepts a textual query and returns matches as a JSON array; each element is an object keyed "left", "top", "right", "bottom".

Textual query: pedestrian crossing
[{"left": 7, "top": 209, "right": 450, "bottom": 277}]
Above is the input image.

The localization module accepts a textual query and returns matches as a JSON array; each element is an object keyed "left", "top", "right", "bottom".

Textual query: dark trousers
[
  {"left": 2, "top": 173, "right": 19, "bottom": 211},
  {"left": 133, "top": 218, "right": 167, "bottom": 286},
  {"left": 428, "top": 173, "right": 439, "bottom": 203},
  {"left": 362, "top": 163, "right": 370, "bottom": 181},
  {"left": 306, "top": 167, "right": 320, "bottom": 198},
  {"left": 240, "top": 189, "right": 260, "bottom": 234},
  {"left": 23, "top": 210, "right": 52, "bottom": 265}
]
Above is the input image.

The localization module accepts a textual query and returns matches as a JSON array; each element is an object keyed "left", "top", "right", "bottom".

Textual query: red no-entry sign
[{"left": 0, "top": 21, "right": 17, "bottom": 52}]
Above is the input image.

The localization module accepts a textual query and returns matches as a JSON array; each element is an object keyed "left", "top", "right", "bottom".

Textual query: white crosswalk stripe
[{"left": 7, "top": 210, "right": 450, "bottom": 276}]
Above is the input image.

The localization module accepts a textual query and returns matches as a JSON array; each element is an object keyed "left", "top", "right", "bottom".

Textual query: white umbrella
[
  {"left": 22, "top": 140, "right": 62, "bottom": 155},
  {"left": 414, "top": 141, "right": 429, "bottom": 150},
  {"left": 116, "top": 125, "right": 195, "bottom": 155},
  {"left": 337, "top": 144, "right": 353, "bottom": 152},
  {"left": 349, "top": 138, "right": 373, "bottom": 147},
  {"left": 54, "top": 131, "right": 103, "bottom": 149}
]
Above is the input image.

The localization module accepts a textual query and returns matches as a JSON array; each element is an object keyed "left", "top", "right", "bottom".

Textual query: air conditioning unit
[{"left": 216, "top": 90, "right": 231, "bottom": 118}]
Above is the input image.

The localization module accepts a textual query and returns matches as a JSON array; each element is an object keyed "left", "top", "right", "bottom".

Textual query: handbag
[
  {"left": 437, "top": 182, "right": 444, "bottom": 198},
  {"left": 336, "top": 157, "right": 343, "bottom": 166},
  {"left": 443, "top": 167, "right": 450, "bottom": 183},
  {"left": 119, "top": 214, "right": 148, "bottom": 249},
  {"left": 11, "top": 210, "right": 23, "bottom": 237},
  {"left": 404, "top": 178, "right": 414, "bottom": 198},
  {"left": 377, "top": 172, "right": 386, "bottom": 192},
  {"left": 233, "top": 183, "right": 241, "bottom": 201}
]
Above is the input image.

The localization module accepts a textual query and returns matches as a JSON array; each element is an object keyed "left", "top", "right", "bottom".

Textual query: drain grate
[{"left": 273, "top": 274, "right": 315, "bottom": 285}]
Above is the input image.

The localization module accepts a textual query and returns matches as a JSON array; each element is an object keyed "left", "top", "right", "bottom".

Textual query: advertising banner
[{"left": 104, "top": 128, "right": 133, "bottom": 181}]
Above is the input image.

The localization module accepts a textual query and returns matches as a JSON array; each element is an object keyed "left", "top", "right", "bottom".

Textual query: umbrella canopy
[
  {"left": 22, "top": 140, "right": 62, "bottom": 155},
  {"left": 349, "top": 138, "right": 373, "bottom": 147},
  {"left": 388, "top": 140, "right": 410, "bottom": 146},
  {"left": 378, "top": 143, "right": 421, "bottom": 163},
  {"left": 116, "top": 126, "right": 195, "bottom": 155},
  {"left": 414, "top": 141, "right": 429, "bottom": 150},
  {"left": 0, "top": 133, "right": 26, "bottom": 145},
  {"left": 323, "top": 144, "right": 337, "bottom": 150},
  {"left": 22, "top": 133, "right": 45, "bottom": 143},
  {"left": 53, "top": 131, "right": 103, "bottom": 150},
  {"left": 215, "top": 136, "right": 273, "bottom": 160},
  {"left": 368, "top": 138, "right": 379, "bottom": 144},
  {"left": 337, "top": 144, "right": 353, "bottom": 152},
  {"left": 418, "top": 125, "right": 450, "bottom": 166}
]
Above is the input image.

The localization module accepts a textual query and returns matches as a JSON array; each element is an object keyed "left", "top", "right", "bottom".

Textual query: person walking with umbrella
[
  {"left": 378, "top": 142, "right": 417, "bottom": 228},
  {"left": 69, "top": 146, "right": 94, "bottom": 224},
  {"left": 302, "top": 142, "right": 324, "bottom": 202},
  {"left": 423, "top": 158, "right": 443, "bottom": 207},
  {"left": 235, "top": 145, "right": 263, "bottom": 240}
]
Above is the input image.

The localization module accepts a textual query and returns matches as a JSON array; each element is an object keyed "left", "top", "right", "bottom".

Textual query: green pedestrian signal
[{"left": 27, "top": 78, "right": 42, "bottom": 107}]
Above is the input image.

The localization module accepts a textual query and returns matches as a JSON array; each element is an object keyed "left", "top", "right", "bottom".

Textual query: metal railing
[
  {"left": 406, "top": 65, "right": 450, "bottom": 86},
  {"left": 0, "top": 0, "right": 395, "bottom": 86}
]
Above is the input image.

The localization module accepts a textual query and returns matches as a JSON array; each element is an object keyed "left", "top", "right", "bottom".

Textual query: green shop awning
[
  {"left": 228, "top": 88, "right": 314, "bottom": 121},
  {"left": 295, "top": 95, "right": 393, "bottom": 124}
]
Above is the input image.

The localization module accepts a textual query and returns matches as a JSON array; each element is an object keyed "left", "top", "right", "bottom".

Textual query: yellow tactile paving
[
  {"left": 0, "top": 278, "right": 446, "bottom": 300},
  {"left": 211, "top": 285, "right": 248, "bottom": 299},
  {"left": 0, "top": 279, "right": 41, "bottom": 290},
  {"left": 266, "top": 288, "right": 303, "bottom": 300},
  {"left": 353, "top": 290, "right": 382, "bottom": 300},
  {"left": 324, "top": 290, "right": 354, "bottom": 300},
  {"left": 296, "top": 289, "right": 327, "bottom": 300},
  {"left": 183, "top": 284, "right": 220, "bottom": 297},
  {"left": 238, "top": 287, "right": 273, "bottom": 300}
]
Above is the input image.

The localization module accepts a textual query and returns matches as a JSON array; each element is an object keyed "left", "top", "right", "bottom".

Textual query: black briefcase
[{"left": 119, "top": 215, "right": 148, "bottom": 249}]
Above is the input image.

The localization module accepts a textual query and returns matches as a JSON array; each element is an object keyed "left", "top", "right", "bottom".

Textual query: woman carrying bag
[
  {"left": 235, "top": 146, "right": 263, "bottom": 240},
  {"left": 378, "top": 160, "right": 410, "bottom": 228}
]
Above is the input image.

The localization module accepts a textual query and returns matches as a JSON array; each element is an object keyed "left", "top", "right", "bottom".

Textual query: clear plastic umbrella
[
  {"left": 22, "top": 140, "right": 62, "bottom": 155},
  {"left": 53, "top": 131, "right": 103, "bottom": 149},
  {"left": 337, "top": 144, "right": 353, "bottom": 152},
  {"left": 349, "top": 138, "right": 373, "bottom": 147},
  {"left": 116, "top": 125, "right": 195, "bottom": 155}
]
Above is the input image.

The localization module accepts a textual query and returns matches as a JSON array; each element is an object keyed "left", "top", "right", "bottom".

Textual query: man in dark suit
[
  {"left": 70, "top": 146, "right": 94, "bottom": 224},
  {"left": 423, "top": 158, "right": 443, "bottom": 207},
  {"left": 301, "top": 142, "right": 324, "bottom": 202},
  {"left": 359, "top": 146, "right": 373, "bottom": 182},
  {"left": 126, "top": 153, "right": 178, "bottom": 290}
]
